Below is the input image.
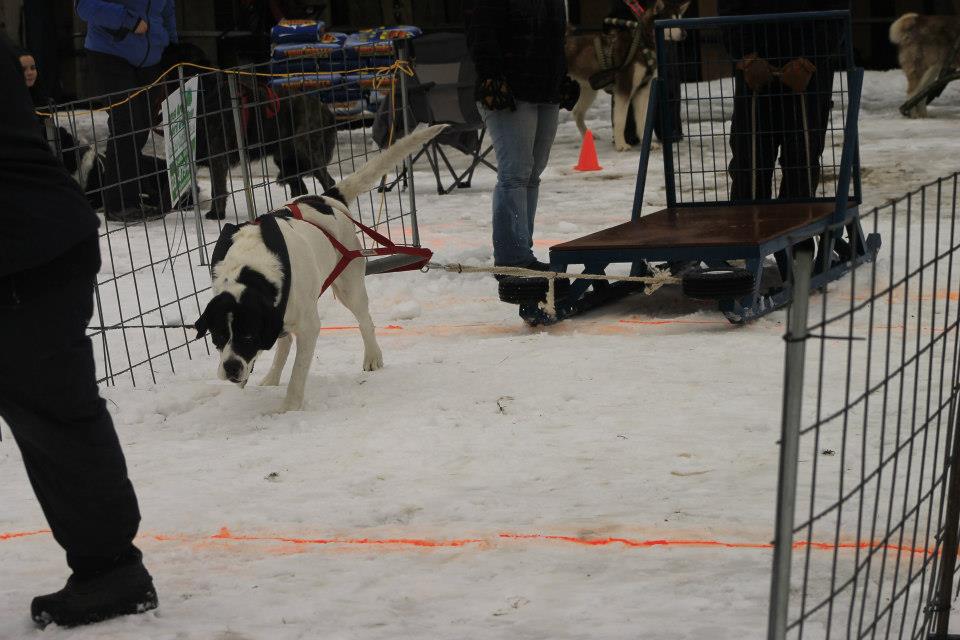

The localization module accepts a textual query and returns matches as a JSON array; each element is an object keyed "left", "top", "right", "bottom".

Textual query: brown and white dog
[
  {"left": 890, "top": 13, "right": 960, "bottom": 118},
  {"left": 566, "top": 0, "right": 690, "bottom": 151}
]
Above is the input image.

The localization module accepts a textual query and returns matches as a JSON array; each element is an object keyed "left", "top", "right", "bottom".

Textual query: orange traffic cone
[{"left": 574, "top": 129, "right": 602, "bottom": 172}]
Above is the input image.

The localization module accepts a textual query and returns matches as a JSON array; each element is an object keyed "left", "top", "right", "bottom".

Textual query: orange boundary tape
[{"left": 0, "top": 527, "right": 940, "bottom": 557}]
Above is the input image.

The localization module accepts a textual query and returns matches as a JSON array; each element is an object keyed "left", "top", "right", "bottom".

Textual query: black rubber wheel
[
  {"left": 499, "top": 276, "right": 571, "bottom": 305},
  {"left": 682, "top": 268, "right": 755, "bottom": 301}
]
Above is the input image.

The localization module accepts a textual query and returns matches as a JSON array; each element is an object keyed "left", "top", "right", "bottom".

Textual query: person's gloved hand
[
  {"left": 477, "top": 78, "right": 516, "bottom": 111},
  {"left": 781, "top": 57, "right": 817, "bottom": 94},
  {"left": 559, "top": 76, "right": 581, "bottom": 111},
  {"left": 737, "top": 53, "right": 774, "bottom": 92}
]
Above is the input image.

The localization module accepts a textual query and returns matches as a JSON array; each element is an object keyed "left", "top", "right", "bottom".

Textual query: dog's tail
[
  {"left": 890, "top": 13, "right": 919, "bottom": 45},
  {"left": 330, "top": 124, "right": 447, "bottom": 204}
]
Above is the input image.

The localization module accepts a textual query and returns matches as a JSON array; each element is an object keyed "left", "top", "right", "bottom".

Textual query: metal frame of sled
[{"left": 520, "top": 11, "right": 880, "bottom": 325}]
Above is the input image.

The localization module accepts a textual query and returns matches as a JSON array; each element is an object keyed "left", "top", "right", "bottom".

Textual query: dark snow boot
[
  {"left": 494, "top": 260, "right": 552, "bottom": 282},
  {"left": 31, "top": 561, "right": 158, "bottom": 628}
]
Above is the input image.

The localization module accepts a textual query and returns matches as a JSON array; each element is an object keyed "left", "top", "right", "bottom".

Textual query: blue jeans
[{"left": 480, "top": 101, "right": 559, "bottom": 266}]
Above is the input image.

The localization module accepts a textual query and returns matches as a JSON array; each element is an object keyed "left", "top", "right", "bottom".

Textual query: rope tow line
[{"left": 422, "top": 261, "right": 681, "bottom": 317}]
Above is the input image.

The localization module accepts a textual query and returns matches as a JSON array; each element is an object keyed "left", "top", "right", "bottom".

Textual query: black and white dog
[{"left": 195, "top": 124, "right": 446, "bottom": 411}]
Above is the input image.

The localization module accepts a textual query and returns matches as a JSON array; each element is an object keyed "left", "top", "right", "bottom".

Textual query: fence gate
[{"left": 769, "top": 173, "right": 960, "bottom": 640}]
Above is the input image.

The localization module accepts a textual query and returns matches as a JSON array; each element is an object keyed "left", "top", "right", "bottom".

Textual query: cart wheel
[
  {"left": 499, "top": 277, "right": 571, "bottom": 305},
  {"left": 682, "top": 268, "right": 755, "bottom": 300}
]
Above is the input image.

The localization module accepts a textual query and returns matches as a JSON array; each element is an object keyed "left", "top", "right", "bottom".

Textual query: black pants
[
  {"left": 0, "top": 274, "right": 141, "bottom": 575},
  {"left": 86, "top": 51, "right": 164, "bottom": 214},
  {"left": 728, "top": 67, "right": 834, "bottom": 201}
]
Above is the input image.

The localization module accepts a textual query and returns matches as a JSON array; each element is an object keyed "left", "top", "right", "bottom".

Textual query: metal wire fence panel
[
  {"left": 773, "top": 172, "right": 960, "bottom": 640},
  {"left": 656, "top": 12, "right": 858, "bottom": 208},
  {"left": 39, "top": 51, "right": 416, "bottom": 386}
]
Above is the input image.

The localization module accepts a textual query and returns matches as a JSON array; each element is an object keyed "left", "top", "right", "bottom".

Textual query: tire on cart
[
  {"left": 681, "top": 268, "right": 755, "bottom": 301},
  {"left": 499, "top": 277, "right": 571, "bottom": 305}
]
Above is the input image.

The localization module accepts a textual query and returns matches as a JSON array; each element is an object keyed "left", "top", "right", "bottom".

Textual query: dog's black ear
[{"left": 194, "top": 309, "right": 209, "bottom": 339}]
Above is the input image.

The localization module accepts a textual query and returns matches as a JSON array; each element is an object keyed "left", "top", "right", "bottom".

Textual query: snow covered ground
[{"left": 1, "top": 70, "right": 959, "bottom": 639}]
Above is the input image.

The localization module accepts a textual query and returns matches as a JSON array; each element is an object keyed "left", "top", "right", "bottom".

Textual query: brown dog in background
[
  {"left": 890, "top": 13, "right": 960, "bottom": 118},
  {"left": 565, "top": 0, "right": 690, "bottom": 151}
]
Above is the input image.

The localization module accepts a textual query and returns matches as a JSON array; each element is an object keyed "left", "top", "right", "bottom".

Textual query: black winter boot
[{"left": 31, "top": 561, "right": 157, "bottom": 628}]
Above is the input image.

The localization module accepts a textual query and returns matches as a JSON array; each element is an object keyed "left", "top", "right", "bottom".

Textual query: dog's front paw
[
  {"left": 260, "top": 373, "right": 281, "bottom": 387},
  {"left": 281, "top": 395, "right": 304, "bottom": 412},
  {"left": 363, "top": 348, "right": 384, "bottom": 372},
  {"left": 614, "top": 140, "right": 632, "bottom": 152}
]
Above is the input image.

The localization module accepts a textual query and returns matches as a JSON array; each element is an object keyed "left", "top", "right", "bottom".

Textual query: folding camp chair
[{"left": 405, "top": 32, "right": 497, "bottom": 195}]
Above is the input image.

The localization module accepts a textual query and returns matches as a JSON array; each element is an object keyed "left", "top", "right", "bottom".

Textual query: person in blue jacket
[{"left": 76, "top": 0, "right": 178, "bottom": 222}]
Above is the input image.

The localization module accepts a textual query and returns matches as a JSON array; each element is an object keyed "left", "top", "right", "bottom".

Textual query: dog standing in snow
[
  {"left": 195, "top": 124, "right": 446, "bottom": 411},
  {"left": 890, "top": 13, "right": 960, "bottom": 118},
  {"left": 565, "top": 0, "right": 690, "bottom": 151}
]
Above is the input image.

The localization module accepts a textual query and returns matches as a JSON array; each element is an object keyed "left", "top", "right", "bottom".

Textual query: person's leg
[
  {"left": 86, "top": 53, "right": 140, "bottom": 215},
  {"left": 526, "top": 104, "right": 560, "bottom": 246},
  {"left": 87, "top": 53, "right": 161, "bottom": 217},
  {"left": 0, "top": 272, "right": 154, "bottom": 626},
  {"left": 481, "top": 101, "right": 538, "bottom": 266},
  {"left": 0, "top": 276, "right": 142, "bottom": 573},
  {"left": 728, "top": 75, "right": 777, "bottom": 201},
  {"left": 779, "top": 67, "right": 833, "bottom": 199},
  {"left": 129, "top": 64, "right": 165, "bottom": 209}
]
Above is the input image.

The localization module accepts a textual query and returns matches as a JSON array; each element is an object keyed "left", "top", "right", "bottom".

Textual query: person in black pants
[
  {"left": 0, "top": 39, "right": 156, "bottom": 628},
  {"left": 718, "top": 0, "right": 850, "bottom": 200},
  {"left": 76, "top": 0, "right": 178, "bottom": 222}
]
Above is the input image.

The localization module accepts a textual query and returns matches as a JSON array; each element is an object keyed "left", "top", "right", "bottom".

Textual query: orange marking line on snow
[
  {"left": 321, "top": 325, "right": 403, "bottom": 332},
  {"left": 0, "top": 529, "right": 49, "bottom": 541},
  {"left": 0, "top": 527, "right": 940, "bottom": 556},
  {"left": 618, "top": 319, "right": 729, "bottom": 327},
  {"left": 208, "top": 527, "right": 483, "bottom": 548}
]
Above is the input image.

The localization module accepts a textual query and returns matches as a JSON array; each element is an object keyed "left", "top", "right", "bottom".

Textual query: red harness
[
  {"left": 240, "top": 86, "right": 281, "bottom": 133},
  {"left": 283, "top": 201, "right": 432, "bottom": 296},
  {"left": 623, "top": 0, "right": 646, "bottom": 19}
]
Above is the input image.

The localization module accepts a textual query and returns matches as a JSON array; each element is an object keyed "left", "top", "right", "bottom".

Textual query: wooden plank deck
[{"left": 551, "top": 203, "right": 840, "bottom": 252}]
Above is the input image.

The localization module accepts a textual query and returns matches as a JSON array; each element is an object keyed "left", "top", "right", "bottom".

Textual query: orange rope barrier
[{"left": 34, "top": 59, "right": 414, "bottom": 117}]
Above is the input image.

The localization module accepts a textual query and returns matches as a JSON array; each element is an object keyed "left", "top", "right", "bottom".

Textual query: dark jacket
[
  {"left": 717, "top": 1, "right": 851, "bottom": 61},
  {"left": 717, "top": 0, "right": 849, "bottom": 14},
  {"left": 0, "top": 39, "right": 100, "bottom": 283},
  {"left": 465, "top": 0, "right": 568, "bottom": 104},
  {"left": 77, "top": 0, "right": 178, "bottom": 68}
]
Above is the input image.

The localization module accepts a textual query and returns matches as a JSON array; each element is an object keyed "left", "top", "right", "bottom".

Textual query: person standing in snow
[
  {"left": 465, "top": 0, "right": 579, "bottom": 276},
  {"left": 0, "top": 38, "right": 157, "bottom": 629},
  {"left": 76, "top": 0, "right": 178, "bottom": 223},
  {"left": 718, "top": 0, "right": 851, "bottom": 200}
]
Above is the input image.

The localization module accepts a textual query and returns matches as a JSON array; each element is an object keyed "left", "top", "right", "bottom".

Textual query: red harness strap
[
  {"left": 284, "top": 201, "right": 432, "bottom": 296},
  {"left": 240, "top": 86, "right": 282, "bottom": 133},
  {"left": 623, "top": 0, "right": 646, "bottom": 19}
]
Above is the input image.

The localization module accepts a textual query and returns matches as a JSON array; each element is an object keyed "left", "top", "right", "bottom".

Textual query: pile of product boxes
[{"left": 268, "top": 19, "right": 421, "bottom": 120}]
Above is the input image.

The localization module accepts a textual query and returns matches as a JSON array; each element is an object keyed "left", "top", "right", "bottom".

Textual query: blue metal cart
[{"left": 518, "top": 11, "right": 880, "bottom": 325}]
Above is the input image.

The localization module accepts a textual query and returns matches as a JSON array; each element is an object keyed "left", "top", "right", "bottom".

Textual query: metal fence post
[
  {"left": 396, "top": 40, "right": 420, "bottom": 247},
  {"left": 177, "top": 66, "right": 208, "bottom": 265},
  {"left": 931, "top": 406, "right": 960, "bottom": 638},
  {"left": 768, "top": 247, "right": 814, "bottom": 640},
  {"left": 227, "top": 71, "right": 258, "bottom": 223}
]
